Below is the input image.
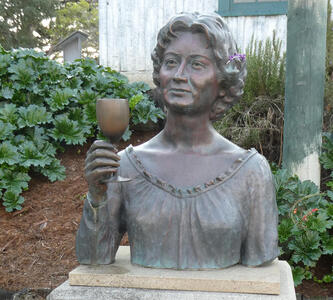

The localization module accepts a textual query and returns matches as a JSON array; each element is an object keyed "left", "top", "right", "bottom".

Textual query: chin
[{"left": 164, "top": 99, "right": 195, "bottom": 114}]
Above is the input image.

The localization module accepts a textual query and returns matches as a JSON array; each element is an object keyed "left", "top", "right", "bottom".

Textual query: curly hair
[{"left": 151, "top": 12, "right": 247, "bottom": 120}]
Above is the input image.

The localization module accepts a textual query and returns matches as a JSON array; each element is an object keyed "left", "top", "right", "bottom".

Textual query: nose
[{"left": 173, "top": 61, "right": 188, "bottom": 82}]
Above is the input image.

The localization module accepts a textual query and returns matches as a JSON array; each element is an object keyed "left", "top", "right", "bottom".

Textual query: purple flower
[{"left": 227, "top": 53, "right": 246, "bottom": 64}]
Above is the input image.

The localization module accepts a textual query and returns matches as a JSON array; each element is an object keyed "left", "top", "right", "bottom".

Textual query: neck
[{"left": 161, "top": 111, "right": 216, "bottom": 152}]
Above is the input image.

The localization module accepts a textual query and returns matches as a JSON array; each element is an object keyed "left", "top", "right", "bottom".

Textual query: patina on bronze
[{"left": 76, "top": 12, "right": 279, "bottom": 269}]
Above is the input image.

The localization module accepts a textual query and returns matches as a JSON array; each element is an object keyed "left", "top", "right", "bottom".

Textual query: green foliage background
[
  {"left": 0, "top": 46, "right": 164, "bottom": 212},
  {"left": 48, "top": 0, "right": 98, "bottom": 58}
]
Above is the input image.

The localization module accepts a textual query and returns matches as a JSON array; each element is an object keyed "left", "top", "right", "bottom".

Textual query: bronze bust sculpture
[{"left": 76, "top": 12, "right": 279, "bottom": 269}]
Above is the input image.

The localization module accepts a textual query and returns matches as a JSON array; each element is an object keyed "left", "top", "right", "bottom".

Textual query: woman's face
[{"left": 159, "top": 31, "right": 219, "bottom": 116}]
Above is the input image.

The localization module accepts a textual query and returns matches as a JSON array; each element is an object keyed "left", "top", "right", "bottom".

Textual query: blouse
[{"left": 76, "top": 145, "right": 279, "bottom": 269}]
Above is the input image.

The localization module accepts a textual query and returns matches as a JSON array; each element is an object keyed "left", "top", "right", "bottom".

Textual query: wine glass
[{"left": 96, "top": 98, "right": 131, "bottom": 182}]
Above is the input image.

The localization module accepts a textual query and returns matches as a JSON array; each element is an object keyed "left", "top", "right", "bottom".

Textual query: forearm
[{"left": 75, "top": 193, "right": 123, "bottom": 265}]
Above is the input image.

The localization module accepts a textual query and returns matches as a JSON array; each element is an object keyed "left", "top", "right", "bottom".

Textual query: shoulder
[{"left": 240, "top": 150, "right": 273, "bottom": 182}]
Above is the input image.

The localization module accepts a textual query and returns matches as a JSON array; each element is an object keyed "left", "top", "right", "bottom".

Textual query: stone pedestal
[{"left": 47, "top": 247, "right": 296, "bottom": 300}]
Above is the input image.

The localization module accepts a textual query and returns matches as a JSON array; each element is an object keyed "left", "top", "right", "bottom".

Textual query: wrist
[{"left": 87, "top": 191, "right": 108, "bottom": 208}]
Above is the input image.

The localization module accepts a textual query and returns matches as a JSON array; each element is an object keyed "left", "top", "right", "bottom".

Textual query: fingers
[
  {"left": 85, "top": 140, "right": 122, "bottom": 185},
  {"left": 85, "top": 158, "right": 120, "bottom": 173},
  {"left": 88, "top": 140, "right": 119, "bottom": 156},
  {"left": 85, "top": 166, "right": 118, "bottom": 184}
]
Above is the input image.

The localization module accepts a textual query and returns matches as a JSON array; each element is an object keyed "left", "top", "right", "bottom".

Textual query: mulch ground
[{"left": 0, "top": 130, "right": 332, "bottom": 298}]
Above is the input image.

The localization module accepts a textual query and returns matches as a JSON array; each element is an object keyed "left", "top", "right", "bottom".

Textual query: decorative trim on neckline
[{"left": 125, "top": 145, "right": 257, "bottom": 198}]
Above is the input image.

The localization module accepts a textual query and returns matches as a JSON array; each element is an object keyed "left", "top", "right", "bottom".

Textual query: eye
[
  {"left": 163, "top": 58, "right": 177, "bottom": 68},
  {"left": 191, "top": 60, "right": 205, "bottom": 69}
]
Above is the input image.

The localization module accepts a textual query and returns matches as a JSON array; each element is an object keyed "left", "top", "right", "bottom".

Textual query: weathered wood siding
[{"left": 99, "top": 0, "right": 287, "bottom": 83}]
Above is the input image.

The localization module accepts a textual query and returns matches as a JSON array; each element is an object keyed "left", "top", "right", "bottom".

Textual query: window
[{"left": 218, "top": 0, "right": 288, "bottom": 17}]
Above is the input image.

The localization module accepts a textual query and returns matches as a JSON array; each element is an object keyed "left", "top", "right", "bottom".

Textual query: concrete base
[
  {"left": 69, "top": 247, "right": 282, "bottom": 294},
  {"left": 47, "top": 247, "right": 296, "bottom": 300}
]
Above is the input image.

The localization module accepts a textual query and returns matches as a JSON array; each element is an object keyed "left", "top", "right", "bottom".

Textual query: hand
[{"left": 85, "top": 140, "right": 120, "bottom": 201}]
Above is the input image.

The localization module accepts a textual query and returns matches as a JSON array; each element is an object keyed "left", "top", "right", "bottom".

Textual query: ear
[
  {"left": 218, "top": 89, "right": 226, "bottom": 97},
  {"left": 210, "top": 99, "right": 227, "bottom": 120}
]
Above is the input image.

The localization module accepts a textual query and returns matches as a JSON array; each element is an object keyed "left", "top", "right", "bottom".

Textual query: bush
[
  {"left": 214, "top": 33, "right": 285, "bottom": 163},
  {"left": 0, "top": 46, "right": 164, "bottom": 212},
  {"left": 274, "top": 136, "right": 333, "bottom": 286}
]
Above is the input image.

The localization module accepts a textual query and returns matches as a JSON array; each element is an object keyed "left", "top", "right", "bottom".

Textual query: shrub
[
  {"left": 0, "top": 46, "right": 164, "bottom": 212},
  {"left": 214, "top": 33, "right": 285, "bottom": 163},
  {"left": 274, "top": 136, "right": 333, "bottom": 286}
]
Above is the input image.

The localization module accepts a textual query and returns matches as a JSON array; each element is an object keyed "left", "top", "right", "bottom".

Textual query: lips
[{"left": 168, "top": 88, "right": 191, "bottom": 93}]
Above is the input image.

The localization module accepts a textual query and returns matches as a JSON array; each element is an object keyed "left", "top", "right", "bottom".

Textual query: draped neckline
[{"left": 125, "top": 145, "right": 257, "bottom": 198}]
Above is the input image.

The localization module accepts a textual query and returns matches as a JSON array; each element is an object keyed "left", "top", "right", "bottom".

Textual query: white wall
[{"left": 99, "top": 0, "right": 287, "bottom": 85}]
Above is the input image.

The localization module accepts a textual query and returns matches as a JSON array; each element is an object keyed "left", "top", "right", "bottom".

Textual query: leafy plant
[
  {"left": 0, "top": 46, "right": 164, "bottom": 212},
  {"left": 274, "top": 168, "right": 333, "bottom": 286}
]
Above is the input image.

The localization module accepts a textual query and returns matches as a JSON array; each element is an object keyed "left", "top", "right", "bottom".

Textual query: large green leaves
[
  {"left": 0, "top": 121, "right": 16, "bottom": 141},
  {"left": 38, "top": 159, "right": 66, "bottom": 182},
  {"left": 17, "top": 105, "right": 52, "bottom": 128},
  {"left": 47, "top": 88, "right": 76, "bottom": 111},
  {"left": 50, "top": 114, "right": 90, "bottom": 145},
  {"left": 0, "top": 48, "right": 164, "bottom": 213},
  {"left": 0, "top": 169, "right": 30, "bottom": 195},
  {"left": 19, "top": 141, "right": 52, "bottom": 168},
  {"left": 0, "top": 103, "right": 18, "bottom": 125},
  {"left": 0, "top": 142, "right": 19, "bottom": 165}
]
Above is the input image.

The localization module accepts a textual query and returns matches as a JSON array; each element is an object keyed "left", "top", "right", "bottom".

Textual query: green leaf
[
  {"left": 17, "top": 105, "right": 52, "bottom": 128},
  {"left": 321, "top": 233, "right": 333, "bottom": 255},
  {"left": 8, "top": 59, "right": 36, "bottom": 85},
  {"left": 50, "top": 114, "right": 89, "bottom": 145},
  {"left": 0, "top": 142, "right": 19, "bottom": 165},
  {"left": 306, "top": 211, "right": 330, "bottom": 233},
  {"left": 83, "top": 102, "right": 97, "bottom": 124},
  {"left": 46, "top": 87, "right": 76, "bottom": 111},
  {"left": 0, "top": 121, "right": 16, "bottom": 141},
  {"left": 0, "top": 53, "right": 11, "bottom": 75},
  {"left": 18, "top": 141, "right": 52, "bottom": 167},
  {"left": 289, "top": 231, "right": 322, "bottom": 267},
  {"left": 121, "top": 126, "right": 132, "bottom": 141},
  {"left": 0, "top": 103, "right": 18, "bottom": 124},
  {"left": 0, "top": 169, "right": 30, "bottom": 195},
  {"left": 38, "top": 159, "right": 66, "bottom": 182},
  {"left": 2, "top": 190, "right": 25, "bottom": 212},
  {"left": 129, "top": 94, "right": 144, "bottom": 110},
  {"left": 77, "top": 89, "right": 98, "bottom": 105},
  {"left": 0, "top": 86, "right": 14, "bottom": 99},
  {"left": 292, "top": 266, "right": 306, "bottom": 287},
  {"left": 278, "top": 218, "right": 294, "bottom": 243}
]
